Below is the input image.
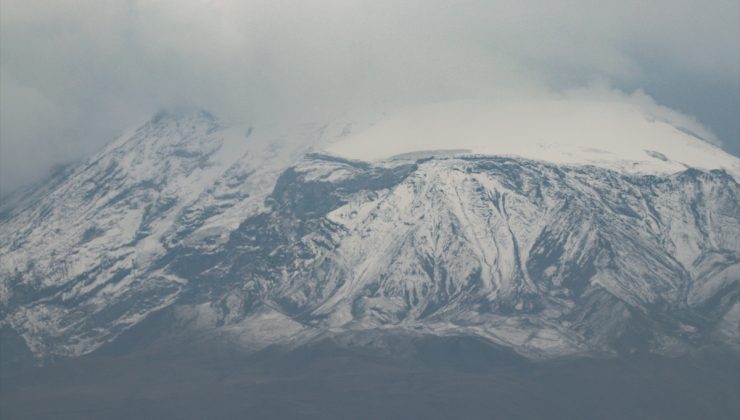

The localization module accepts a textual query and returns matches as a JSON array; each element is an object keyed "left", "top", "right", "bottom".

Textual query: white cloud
[{"left": 326, "top": 87, "right": 738, "bottom": 178}]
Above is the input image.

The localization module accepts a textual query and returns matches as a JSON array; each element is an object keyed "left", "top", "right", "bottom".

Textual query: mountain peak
[
  {"left": 149, "top": 108, "right": 219, "bottom": 126},
  {"left": 139, "top": 108, "right": 221, "bottom": 140}
]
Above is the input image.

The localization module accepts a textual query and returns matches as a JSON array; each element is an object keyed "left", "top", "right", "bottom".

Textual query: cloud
[
  {"left": 1, "top": 0, "right": 738, "bottom": 194},
  {"left": 326, "top": 86, "right": 739, "bottom": 178}
]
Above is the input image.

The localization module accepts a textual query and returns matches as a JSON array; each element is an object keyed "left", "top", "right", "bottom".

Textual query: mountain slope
[
  {"left": 0, "top": 111, "right": 319, "bottom": 356},
  {"left": 166, "top": 154, "right": 739, "bottom": 358},
  {"left": 1, "top": 113, "right": 738, "bottom": 361}
]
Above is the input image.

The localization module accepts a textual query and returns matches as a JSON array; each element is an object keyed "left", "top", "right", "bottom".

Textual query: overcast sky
[{"left": 1, "top": 0, "right": 738, "bottom": 195}]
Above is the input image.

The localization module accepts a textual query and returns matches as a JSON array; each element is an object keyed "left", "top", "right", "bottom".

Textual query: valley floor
[{"left": 1, "top": 337, "right": 738, "bottom": 420}]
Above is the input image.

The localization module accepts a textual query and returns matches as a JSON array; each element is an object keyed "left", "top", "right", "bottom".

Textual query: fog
[{"left": 1, "top": 0, "right": 738, "bottom": 194}]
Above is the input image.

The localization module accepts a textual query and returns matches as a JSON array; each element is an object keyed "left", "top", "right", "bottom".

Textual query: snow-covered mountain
[{"left": 1, "top": 110, "right": 738, "bottom": 361}]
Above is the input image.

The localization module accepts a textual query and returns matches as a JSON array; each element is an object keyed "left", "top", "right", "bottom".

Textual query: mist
[{"left": 1, "top": 0, "right": 738, "bottom": 195}]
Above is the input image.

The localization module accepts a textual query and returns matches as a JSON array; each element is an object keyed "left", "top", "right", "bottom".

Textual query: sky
[{"left": 1, "top": 0, "right": 738, "bottom": 195}]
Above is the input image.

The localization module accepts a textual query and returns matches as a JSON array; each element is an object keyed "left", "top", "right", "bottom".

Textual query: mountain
[{"left": 1, "top": 110, "right": 738, "bottom": 362}]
